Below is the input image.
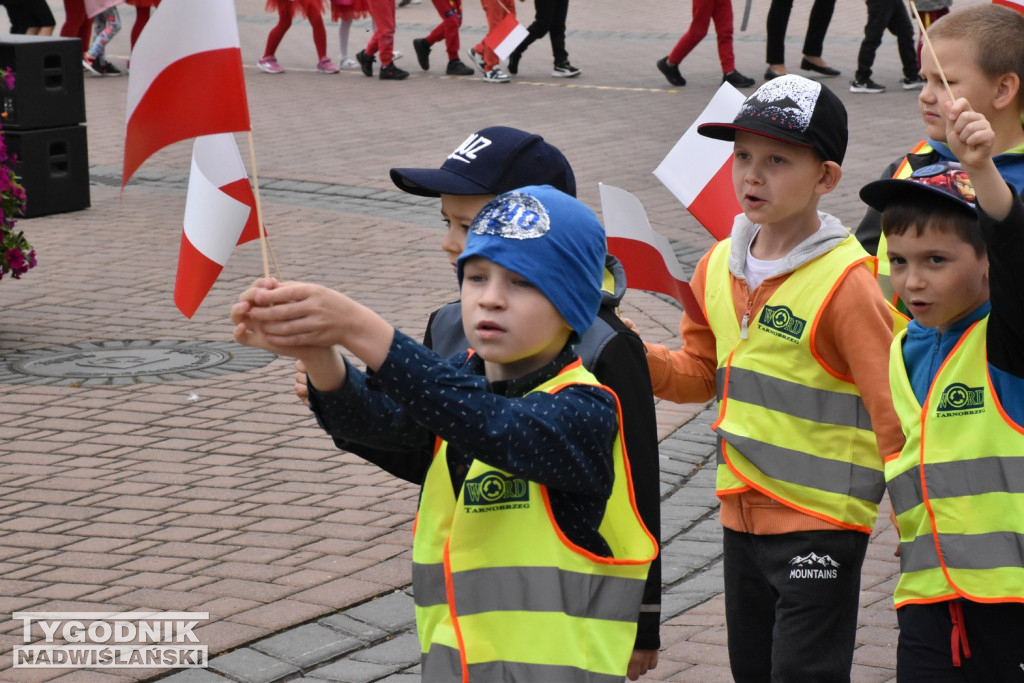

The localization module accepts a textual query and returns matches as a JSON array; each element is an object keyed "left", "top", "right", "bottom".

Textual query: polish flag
[
  {"left": 653, "top": 82, "right": 746, "bottom": 241},
  {"left": 993, "top": 0, "right": 1024, "bottom": 13},
  {"left": 124, "top": 0, "right": 250, "bottom": 187},
  {"left": 483, "top": 13, "right": 529, "bottom": 61},
  {"left": 599, "top": 183, "right": 706, "bottom": 326},
  {"left": 175, "top": 134, "right": 260, "bottom": 318}
]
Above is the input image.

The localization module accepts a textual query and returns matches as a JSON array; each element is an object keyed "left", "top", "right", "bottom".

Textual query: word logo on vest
[
  {"left": 936, "top": 382, "right": 985, "bottom": 417},
  {"left": 757, "top": 305, "right": 806, "bottom": 343},
  {"left": 463, "top": 471, "right": 530, "bottom": 513},
  {"left": 787, "top": 552, "right": 839, "bottom": 580}
]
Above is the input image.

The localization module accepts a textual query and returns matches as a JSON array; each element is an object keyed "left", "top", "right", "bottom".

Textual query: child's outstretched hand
[
  {"left": 232, "top": 278, "right": 393, "bottom": 389},
  {"left": 944, "top": 96, "right": 1014, "bottom": 220},
  {"left": 945, "top": 97, "right": 995, "bottom": 168},
  {"left": 233, "top": 278, "right": 355, "bottom": 352}
]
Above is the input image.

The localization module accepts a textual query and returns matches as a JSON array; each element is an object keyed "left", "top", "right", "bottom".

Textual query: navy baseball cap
[
  {"left": 698, "top": 74, "right": 848, "bottom": 165},
  {"left": 390, "top": 126, "right": 577, "bottom": 198},
  {"left": 860, "top": 162, "right": 978, "bottom": 216}
]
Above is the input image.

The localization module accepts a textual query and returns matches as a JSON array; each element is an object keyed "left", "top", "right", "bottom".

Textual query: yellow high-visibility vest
[
  {"left": 887, "top": 317, "right": 1024, "bottom": 607},
  {"left": 705, "top": 235, "right": 885, "bottom": 533},
  {"left": 412, "top": 360, "right": 658, "bottom": 682}
]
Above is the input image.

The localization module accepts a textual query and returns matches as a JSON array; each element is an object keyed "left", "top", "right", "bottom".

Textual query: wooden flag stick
[
  {"left": 267, "top": 236, "right": 283, "bottom": 280},
  {"left": 246, "top": 129, "right": 272, "bottom": 280},
  {"left": 908, "top": 0, "right": 956, "bottom": 103}
]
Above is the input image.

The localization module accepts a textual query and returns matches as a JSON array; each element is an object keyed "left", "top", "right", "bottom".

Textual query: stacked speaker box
[{"left": 0, "top": 35, "right": 90, "bottom": 218}]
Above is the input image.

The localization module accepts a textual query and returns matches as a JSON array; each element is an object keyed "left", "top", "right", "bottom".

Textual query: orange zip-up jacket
[{"left": 645, "top": 238, "right": 905, "bottom": 535}]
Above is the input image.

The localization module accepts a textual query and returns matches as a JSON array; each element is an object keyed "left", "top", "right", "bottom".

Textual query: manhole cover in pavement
[{"left": 0, "top": 340, "right": 276, "bottom": 386}]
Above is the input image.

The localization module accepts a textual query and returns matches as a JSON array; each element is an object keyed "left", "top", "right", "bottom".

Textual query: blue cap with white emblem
[{"left": 457, "top": 185, "right": 606, "bottom": 344}]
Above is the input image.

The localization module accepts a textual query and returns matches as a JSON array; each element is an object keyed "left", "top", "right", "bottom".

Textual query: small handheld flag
[
  {"left": 123, "top": 0, "right": 250, "bottom": 186},
  {"left": 175, "top": 134, "right": 260, "bottom": 318},
  {"left": 600, "top": 183, "right": 706, "bottom": 326},
  {"left": 483, "top": 14, "right": 529, "bottom": 62},
  {"left": 653, "top": 82, "right": 745, "bottom": 241}
]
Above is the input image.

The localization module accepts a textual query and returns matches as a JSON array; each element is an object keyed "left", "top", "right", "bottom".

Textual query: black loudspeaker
[
  {"left": 0, "top": 36, "right": 86, "bottom": 130},
  {"left": 5, "top": 125, "right": 90, "bottom": 218}
]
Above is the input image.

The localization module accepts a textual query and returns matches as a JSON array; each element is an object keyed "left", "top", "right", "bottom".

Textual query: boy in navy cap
[
  {"left": 232, "top": 185, "right": 657, "bottom": 681},
  {"left": 860, "top": 99, "right": 1024, "bottom": 681},
  {"left": 635, "top": 74, "right": 903, "bottom": 681}
]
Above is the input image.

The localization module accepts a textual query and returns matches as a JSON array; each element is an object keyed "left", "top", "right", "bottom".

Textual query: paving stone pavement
[{"left": 0, "top": 0, "right": 988, "bottom": 680}]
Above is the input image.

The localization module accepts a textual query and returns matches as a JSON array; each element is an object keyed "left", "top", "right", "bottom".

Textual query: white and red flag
[
  {"left": 599, "top": 183, "right": 706, "bottom": 326},
  {"left": 123, "top": 0, "right": 250, "bottom": 186},
  {"left": 175, "top": 134, "right": 260, "bottom": 318},
  {"left": 653, "top": 82, "right": 745, "bottom": 241},
  {"left": 993, "top": 0, "right": 1024, "bottom": 13},
  {"left": 482, "top": 13, "right": 529, "bottom": 61}
]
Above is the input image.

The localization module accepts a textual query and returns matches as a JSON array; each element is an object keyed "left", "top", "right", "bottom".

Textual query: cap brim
[
  {"left": 859, "top": 178, "right": 977, "bottom": 215},
  {"left": 389, "top": 167, "right": 494, "bottom": 198},
  {"left": 697, "top": 122, "right": 815, "bottom": 151}
]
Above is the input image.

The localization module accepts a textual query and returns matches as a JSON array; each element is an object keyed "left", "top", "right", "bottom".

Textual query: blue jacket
[{"left": 901, "top": 194, "right": 1024, "bottom": 424}]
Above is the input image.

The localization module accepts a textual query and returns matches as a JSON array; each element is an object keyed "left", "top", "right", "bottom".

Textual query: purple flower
[{"left": 6, "top": 245, "right": 25, "bottom": 273}]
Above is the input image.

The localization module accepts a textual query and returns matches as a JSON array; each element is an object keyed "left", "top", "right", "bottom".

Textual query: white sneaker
[
  {"left": 899, "top": 75, "right": 926, "bottom": 90},
  {"left": 467, "top": 47, "right": 487, "bottom": 74},
  {"left": 552, "top": 61, "right": 581, "bottom": 78},
  {"left": 482, "top": 67, "right": 510, "bottom": 83},
  {"left": 393, "top": 50, "right": 404, "bottom": 61},
  {"left": 338, "top": 57, "right": 360, "bottom": 70}
]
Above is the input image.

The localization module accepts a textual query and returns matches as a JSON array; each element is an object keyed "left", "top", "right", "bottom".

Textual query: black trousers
[
  {"left": 765, "top": 0, "right": 836, "bottom": 64},
  {"left": 855, "top": 0, "right": 918, "bottom": 81},
  {"left": 723, "top": 528, "right": 868, "bottom": 682},
  {"left": 897, "top": 601, "right": 1024, "bottom": 682},
  {"left": 513, "top": 0, "right": 570, "bottom": 64}
]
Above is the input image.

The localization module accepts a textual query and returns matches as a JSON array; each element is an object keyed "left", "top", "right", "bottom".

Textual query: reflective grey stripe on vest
[
  {"left": 451, "top": 565, "right": 644, "bottom": 622},
  {"left": 412, "top": 562, "right": 447, "bottom": 607},
  {"left": 888, "top": 456, "right": 1024, "bottom": 517},
  {"left": 715, "top": 429, "right": 886, "bottom": 503},
  {"left": 414, "top": 563, "right": 645, "bottom": 622},
  {"left": 423, "top": 643, "right": 626, "bottom": 683},
  {"left": 900, "top": 531, "right": 1024, "bottom": 573},
  {"left": 716, "top": 366, "right": 873, "bottom": 430}
]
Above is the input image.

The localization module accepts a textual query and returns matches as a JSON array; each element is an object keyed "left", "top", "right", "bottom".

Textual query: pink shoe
[
  {"left": 257, "top": 56, "right": 284, "bottom": 74},
  {"left": 317, "top": 56, "right": 339, "bottom": 73}
]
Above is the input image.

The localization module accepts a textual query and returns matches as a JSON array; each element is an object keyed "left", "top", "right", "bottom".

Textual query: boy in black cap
[
  {"left": 861, "top": 99, "right": 1024, "bottom": 682},
  {"left": 232, "top": 186, "right": 657, "bottom": 680},
  {"left": 636, "top": 74, "right": 903, "bottom": 681},
  {"left": 389, "top": 126, "right": 664, "bottom": 680}
]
